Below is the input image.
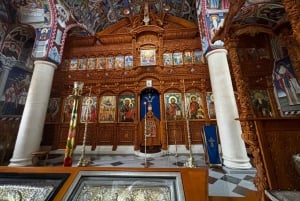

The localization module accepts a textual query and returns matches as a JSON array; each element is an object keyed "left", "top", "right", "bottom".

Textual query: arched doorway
[{"left": 139, "top": 88, "right": 161, "bottom": 153}]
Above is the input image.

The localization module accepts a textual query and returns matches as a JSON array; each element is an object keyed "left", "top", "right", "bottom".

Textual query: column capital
[
  {"left": 0, "top": 53, "right": 17, "bottom": 69},
  {"left": 34, "top": 60, "right": 58, "bottom": 70},
  {"left": 205, "top": 48, "right": 227, "bottom": 58}
]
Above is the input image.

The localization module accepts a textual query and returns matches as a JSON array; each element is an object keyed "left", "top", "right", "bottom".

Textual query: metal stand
[
  {"left": 184, "top": 118, "right": 196, "bottom": 168},
  {"left": 77, "top": 119, "right": 89, "bottom": 167},
  {"left": 173, "top": 128, "right": 178, "bottom": 157},
  {"left": 143, "top": 102, "right": 150, "bottom": 168},
  {"left": 77, "top": 92, "right": 93, "bottom": 167},
  {"left": 183, "top": 79, "right": 196, "bottom": 168},
  {"left": 164, "top": 119, "right": 170, "bottom": 156}
]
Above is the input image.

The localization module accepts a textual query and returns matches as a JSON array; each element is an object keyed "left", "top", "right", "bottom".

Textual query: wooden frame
[
  {"left": 140, "top": 49, "right": 156, "bottom": 66},
  {"left": 99, "top": 95, "right": 116, "bottom": 123}
]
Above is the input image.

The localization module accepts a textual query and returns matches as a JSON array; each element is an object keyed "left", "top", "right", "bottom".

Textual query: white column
[
  {"left": 9, "top": 60, "right": 57, "bottom": 166},
  {"left": 206, "top": 48, "right": 251, "bottom": 169}
]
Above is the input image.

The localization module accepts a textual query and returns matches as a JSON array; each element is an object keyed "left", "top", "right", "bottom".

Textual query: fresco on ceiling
[
  {"left": 19, "top": 38, "right": 35, "bottom": 69},
  {"left": 32, "top": 27, "right": 50, "bottom": 58},
  {"left": 0, "top": 67, "right": 32, "bottom": 116},
  {"left": 1, "top": 41, "right": 21, "bottom": 60},
  {"left": 233, "top": 3, "right": 285, "bottom": 27},
  {"left": 0, "top": 1, "right": 8, "bottom": 22},
  {"left": 273, "top": 57, "right": 300, "bottom": 116},
  {"left": 63, "top": 0, "right": 197, "bottom": 34},
  {"left": 206, "top": 13, "right": 225, "bottom": 44},
  {"left": 196, "top": 0, "right": 201, "bottom": 15},
  {"left": 13, "top": 0, "right": 51, "bottom": 25},
  {"left": 48, "top": 46, "right": 61, "bottom": 64},
  {"left": 0, "top": 23, "right": 7, "bottom": 48},
  {"left": 6, "top": 26, "right": 33, "bottom": 44},
  {"left": 56, "top": 3, "right": 69, "bottom": 28},
  {"left": 246, "top": 0, "right": 281, "bottom": 4},
  {"left": 1, "top": 26, "right": 35, "bottom": 66},
  {"left": 207, "top": 0, "right": 230, "bottom": 10}
]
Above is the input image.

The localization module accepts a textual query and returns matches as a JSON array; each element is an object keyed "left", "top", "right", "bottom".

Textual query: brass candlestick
[
  {"left": 183, "top": 79, "right": 196, "bottom": 168},
  {"left": 184, "top": 117, "right": 196, "bottom": 168},
  {"left": 63, "top": 81, "right": 83, "bottom": 167},
  {"left": 77, "top": 90, "right": 93, "bottom": 167}
]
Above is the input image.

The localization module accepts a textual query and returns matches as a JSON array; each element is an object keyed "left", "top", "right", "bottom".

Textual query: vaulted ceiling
[
  {"left": 0, "top": 1, "right": 292, "bottom": 58},
  {"left": 0, "top": 1, "right": 286, "bottom": 37}
]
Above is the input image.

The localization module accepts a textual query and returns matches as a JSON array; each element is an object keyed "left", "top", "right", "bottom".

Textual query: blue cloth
[{"left": 202, "top": 125, "right": 222, "bottom": 166}]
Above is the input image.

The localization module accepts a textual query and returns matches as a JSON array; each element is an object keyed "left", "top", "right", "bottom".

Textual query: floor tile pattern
[{"left": 47, "top": 153, "right": 257, "bottom": 197}]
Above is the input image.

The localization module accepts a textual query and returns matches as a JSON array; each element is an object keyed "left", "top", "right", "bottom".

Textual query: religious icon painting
[
  {"left": 62, "top": 96, "right": 75, "bottom": 123},
  {"left": 61, "top": 59, "right": 69, "bottom": 71},
  {"left": 184, "top": 93, "right": 205, "bottom": 120},
  {"left": 78, "top": 57, "right": 87, "bottom": 70},
  {"left": 140, "top": 49, "right": 156, "bottom": 66},
  {"left": 206, "top": 92, "right": 216, "bottom": 119},
  {"left": 184, "top": 51, "right": 193, "bottom": 65},
  {"left": 69, "top": 58, "right": 77, "bottom": 70},
  {"left": 194, "top": 50, "right": 203, "bottom": 64},
  {"left": 46, "top": 98, "right": 60, "bottom": 123},
  {"left": 106, "top": 56, "right": 115, "bottom": 69},
  {"left": 0, "top": 68, "right": 31, "bottom": 116},
  {"left": 250, "top": 90, "right": 272, "bottom": 118},
  {"left": 257, "top": 48, "right": 270, "bottom": 60},
  {"left": 125, "top": 55, "right": 133, "bottom": 68},
  {"left": 97, "top": 57, "right": 106, "bottom": 69},
  {"left": 80, "top": 96, "right": 98, "bottom": 123},
  {"left": 115, "top": 55, "right": 124, "bottom": 69},
  {"left": 246, "top": 48, "right": 258, "bottom": 60},
  {"left": 164, "top": 93, "right": 183, "bottom": 121},
  {"left": 87, "top": 58, "right": 96, "bottom": 70},
  {"left": 173, "top": 52, "right": 183, "bottom": 66},
  {"left": 118, "top": 94, "right": 136, "bottom": 122},
  {"left": 163, "top": 53, "right": 173, "bottom": 66},
  {"left": 99, "top": 95, "right": 116, "bottom": 123},
  {"left": 237, "top": 48, "right": 247, "bottom": 62},
  {"left": 273, "top": 57, "right": 300, "bottom": 116}
]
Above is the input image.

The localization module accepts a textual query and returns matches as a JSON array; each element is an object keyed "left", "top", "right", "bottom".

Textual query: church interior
[{"left": 0, "top": 0, "right": 300, "bottom": 200}]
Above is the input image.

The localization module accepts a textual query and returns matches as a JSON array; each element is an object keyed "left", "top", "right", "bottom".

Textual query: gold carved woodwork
[
  {"left": 276, "top": 26, "right": 300, "bottom": 80},
  {"left": 281, "top": 0, "right": 300, "bottom": 46},
  {"left": 226, "top": 38, "right": 269, "bottom": 201},
  {"left": 265, "top": 75, "right": 280, "bottom": 118},
  {"left": 226, "top": 38, "right": 255, "bottom": 119},
  {"left": 49, "top": 11, "right": 212, "bottom": 154},
  {"left": 255, "top": 119, "right": 300, "bottom": 191}
]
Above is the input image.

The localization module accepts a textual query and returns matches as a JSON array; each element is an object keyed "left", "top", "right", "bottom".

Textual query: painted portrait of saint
[
  {"left": 46, "top": 98, "right": 60, "bottom": 122},
  {"left": 206, "top": 92, "right": 216, "bottom": 119},
  {"left": 273, "top": 57, "right": 300, "bottom": 115},
  {"left": 99, "top": 95, "right": 116, "bottom": 122},
  {"left": 164, "top": 93, "right": 182, "bottom": 121},
  {"left": 251, "top": 90, "right": 272, "bottom": 118},
  {"left": 80, "top": 96, "right": 97, "bottom": 123},
  {"left": 119, "top": 94, "right": 135, "bottom": 122},
  {"left": 185, "top": 93, "right": 205, "bottom": 119}
]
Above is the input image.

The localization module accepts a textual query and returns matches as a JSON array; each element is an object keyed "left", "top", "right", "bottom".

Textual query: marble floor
[{"left": 47, "top": 149, "right": 257, "bottom": 198}]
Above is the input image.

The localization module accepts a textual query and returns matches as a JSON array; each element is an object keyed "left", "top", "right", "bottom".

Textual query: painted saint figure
[
  {"left": 166, "top": 97, "right": 181, "bottom": 120},
  {"left": 274, "top": 62, "right": 300, "bottom": 105},
  {"left": 120, "top": 98, "right": 135, "bottom": 122}
]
